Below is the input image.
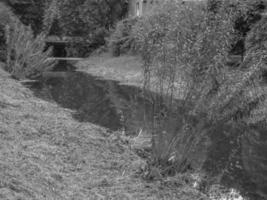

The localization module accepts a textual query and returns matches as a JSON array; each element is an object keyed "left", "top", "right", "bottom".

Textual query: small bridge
[
  {"left": 45, "top": 35, "right": 84, "bottom": 58},
  {"left": 46, "top": 57, "right": 83, "bottom": 61},
  {"left": 45, "top": 35, "right": 85, "bottom": 71}
]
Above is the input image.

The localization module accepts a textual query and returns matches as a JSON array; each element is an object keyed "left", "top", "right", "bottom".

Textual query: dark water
[
  {"left": 29, "top": 70, "right": 152, "bottom": 133},
  {"left": 24, "top": 65, "right": 267, "bottom": 200}
]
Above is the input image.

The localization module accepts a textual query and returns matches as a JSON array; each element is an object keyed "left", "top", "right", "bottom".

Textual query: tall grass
[
  {"left": 0, "top": 24, "right": 6, "bottom": 62},
  {"left": 133, "top": 0, "right": 267, "bottom": 175},
  {"left": 108, "top": 17, "right": 138, "bottom": 56},
  {"left": 5, "top": 18, "right": 55, "bottom": 80},
  {"left": 0, "top": 2, "right": 13, "bottom": 62}
]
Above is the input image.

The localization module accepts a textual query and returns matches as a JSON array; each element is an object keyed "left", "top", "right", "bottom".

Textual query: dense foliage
[
  {"left": 0, "top": 2, "right": 13, "bottom": 62},
  {"left": 6, "top": 0, "right": 50, "bottom": 34},
  {"left": 5, "top": 18, "right": 56, "bottom": 79},
  {"left": 6, "top": 0, "right": 129, "bottom": 55},
  {"left": 56, "top": 0, "right": 128, "bottom": 55},
  {"left": 0, "top": 24, "right": 6, "bottom": 62},
  {"left": 58, "top": 0, "right": 128, "bottom": 37},
  {"left": 133, "top": 0, "right": 267, "bottom": 179},
  {"left": 108, "top": 17, "right": 138, "bottom": 56},
  {"left": 207, "top": 0, "right": 266, "bottom": 56}
]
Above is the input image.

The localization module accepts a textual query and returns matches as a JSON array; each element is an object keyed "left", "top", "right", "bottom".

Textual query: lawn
[{"left": 77, "top": 53, "right": 144, "bottom": 86}]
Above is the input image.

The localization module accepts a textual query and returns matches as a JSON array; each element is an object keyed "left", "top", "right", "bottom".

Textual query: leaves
[
  {"left": 132, "top": 0, "right": 267, "bottom": 173},
  {"left": 57, "top": 0, "right": 128, "bottom": 37},
  {"left": 5, "top": 18, "right": 56, "bottom": 79}
]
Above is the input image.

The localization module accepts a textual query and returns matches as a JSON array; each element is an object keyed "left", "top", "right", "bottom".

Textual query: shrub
[
  {"left": 245, "top": 16, "right": 267, "bottom": 53},
  {"left": 108, "top": 17, "right": 138, "bottom": 56},
  {"left": 208, "top": 0, "right": 266, "bottom": 56},
  {"left": 6, "top": 0, "right": 48, "bottom": 35},
  {"left": 65, "top": 43, "right": 91, "bottom": 58},
  {"left": 64, "top": 29, "right": 109, "bottom": 57},
  {"left": 133, "top": 0, "right": 267, "bottom": 177},
  {"left": 42, "top": 0, "right": 60, "bottom": 36},
  {"left": 5, "top": 18, "right": 56, "bottom": 80},
  {"left": 244, "top": 16, "right": 267, "bottom": 122},
  {"left": 0, "top": 2, "right": 13, "bottom": 62},
  {"left": 0, "top": 24, "right": 6, "bottom": 62}
]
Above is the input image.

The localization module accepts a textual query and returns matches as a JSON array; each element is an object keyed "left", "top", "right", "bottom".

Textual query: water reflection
[
  {"left": 24, "top": 67, "right": 267, "bottom": 200},
  {"left": 31, "top": 71, "right": 148, "bottom": 132}
]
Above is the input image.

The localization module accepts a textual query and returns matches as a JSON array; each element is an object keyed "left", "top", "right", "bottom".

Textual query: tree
[
  {"left": 57, "top": 0, "right": 128, "bottom": 36},
  {"left": 5, "top": 0, "right": 51, "bottom": 34},
  {"left": 0, "top": 1, "right": 14, "bottom": 62},
  {"left": 5, "top": 0, "right": 128, "bottom": 55},
  {"left": 55, "top": 0, "right": 128, "bottom": 55},
  {"left": 207, "top": 0, "right": 266, "bottom": 56},
  {"left": 0, "top": 24, "right": 6, "bottom": 62},
  {"left": 80, "top": 0, "right": 128, "bottom": 30}
]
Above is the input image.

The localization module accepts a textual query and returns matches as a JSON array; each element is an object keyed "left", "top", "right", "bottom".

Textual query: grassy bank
[
  {"left": 0, "top": 64, "right": 205, "bottom": 199},
  {"left": 76, "top": 53, "right": 186, "bottom": 99},
  {"left": 76, "top": 53, "right": 143, "bottom": 86}
]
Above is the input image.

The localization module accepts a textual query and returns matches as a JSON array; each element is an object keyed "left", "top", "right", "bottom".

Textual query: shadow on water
[
  {"left": 29, "top": 69, "right": 151, "bottom": 132},
  {"left": 24, "top": 62, "right": 267, "bottom": 200}
]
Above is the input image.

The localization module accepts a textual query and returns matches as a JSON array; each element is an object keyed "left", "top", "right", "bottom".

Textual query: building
[{"left": 128, "top": 0, "right": 159, "bottom": 17}]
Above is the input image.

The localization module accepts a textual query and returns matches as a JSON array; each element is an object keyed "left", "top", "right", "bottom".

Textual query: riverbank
[
  {"left": 76, "top": 53, "right": 267, "bottom": 200},
  {"left": 76, "top": 53, "right": 186, "bottom": 99},
  {"left": 76, "top": 53, "right": 143, "bottom": 86},
  {"left": 0, "top": 65, "right": 205, "bottom": 199}
]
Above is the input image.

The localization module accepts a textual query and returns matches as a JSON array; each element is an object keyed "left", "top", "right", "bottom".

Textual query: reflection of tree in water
[
  {"left": 37, "top": 71, "right": 155, "bottom": 134},
  {"left": 29, "top": 68, "right": 267, "bottom": 199}
]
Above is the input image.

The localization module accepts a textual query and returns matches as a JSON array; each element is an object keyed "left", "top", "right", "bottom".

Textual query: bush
[
  {"left": 133, "top": 0, "right": 267, "bottom": 177},
  {"left": 0, "top": 2, "right": 13, "bottom": 63},
  {"left": 108, "top": 17, "right": 138, "bottom": 56},
  {"left": 245, "top": 16, "right": 267, "bottom": 53},
  {"left": 208, "top": 0, "right": 266, "bottom": 56},
  {"left": 66, "top": 43, "right": 92, "bottom": 58},
  {"left": 5, "top": 18, "right": 56, "bottom": 80},
  {"left": 0, "top": 24, "right": 6, "bottom": 62},
  {"left": 6, "top": 0, "right": 48, "bottom": 35}
]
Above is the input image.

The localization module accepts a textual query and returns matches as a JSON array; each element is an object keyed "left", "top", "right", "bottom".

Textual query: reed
[{"left": 5, "top": 18, "right": 56, "bottom": 80}]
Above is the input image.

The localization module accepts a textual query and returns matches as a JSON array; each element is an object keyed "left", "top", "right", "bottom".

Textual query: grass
[
  {"left": 76, "top": 53, "right": 143, "bottom": 86},
  {"left": 0, "top": 63, "right": 206, "bottom": 199},
  {"left": 76, "top": 53, "right": 187, "bottom": 99}
]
